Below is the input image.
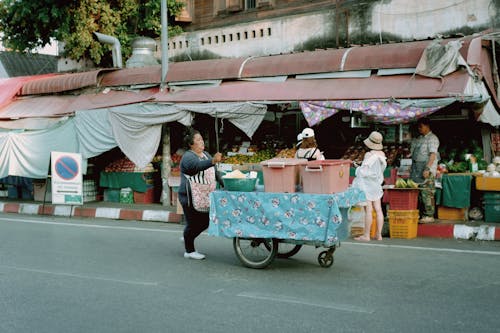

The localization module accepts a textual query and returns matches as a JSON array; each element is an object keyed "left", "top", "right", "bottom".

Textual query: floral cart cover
[{"left": 208, "top": 187, "right": 365, "bottom": 246}]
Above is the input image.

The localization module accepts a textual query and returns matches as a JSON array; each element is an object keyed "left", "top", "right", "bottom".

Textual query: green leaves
[{"left": 0, "top": 0, "right": 185, "bottom": 65}]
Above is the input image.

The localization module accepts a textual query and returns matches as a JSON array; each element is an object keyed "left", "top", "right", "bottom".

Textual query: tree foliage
[{"left": 0, "top": 0, "right": 185, "bottom": 65}]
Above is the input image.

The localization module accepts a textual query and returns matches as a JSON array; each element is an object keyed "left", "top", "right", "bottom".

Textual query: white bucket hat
[{"left": 363, "top": 131, "right": 383, "bottom": 150}]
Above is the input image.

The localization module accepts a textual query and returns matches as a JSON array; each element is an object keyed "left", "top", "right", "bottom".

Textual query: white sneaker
[{"left": 184, "top": 251, "right": 206, "bottom": 260}]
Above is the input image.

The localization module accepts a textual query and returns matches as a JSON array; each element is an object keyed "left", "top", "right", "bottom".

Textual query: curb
[
  {"left": 0, "top": 202, "right": 183, "bottom": 224},
  {"left": 418, "top": 223, "right": 500, "bottom": 241},
  {"left": 1, "top": 202, "right": 497, "bottom": 240}
]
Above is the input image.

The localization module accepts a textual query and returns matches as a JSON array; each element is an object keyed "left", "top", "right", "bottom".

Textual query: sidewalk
[{"left": 0, "top": 199, "right": 498, "bottom": 241}]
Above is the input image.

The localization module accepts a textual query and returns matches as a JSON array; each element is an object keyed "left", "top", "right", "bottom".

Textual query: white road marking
[
  {"left": 1, "top": 264, "right": 158, "bottom": 286},
  {"left": 237, "top": 291, "right": 374, "bottom": 314},
  {"left": 343, "top": 241, "right": 500, "bottom": 256},
  {"left": 0, "top": 216, "right": 182, "bottom": 234}
]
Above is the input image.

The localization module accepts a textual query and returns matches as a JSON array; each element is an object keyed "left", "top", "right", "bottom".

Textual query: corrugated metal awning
[
  {"left": 20, "top": 69, "right": 111, "bottom": 95},
  {"left": 153, "top": 70, "right": 471, "bottom": 103},
  {"left": 0, "top": 89, "right": 156, "bottom": 119}
]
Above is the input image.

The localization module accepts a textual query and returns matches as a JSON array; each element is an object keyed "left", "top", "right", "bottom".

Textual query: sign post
[{"left": 51, "top": 152, "right": 83, "bottom": 205}]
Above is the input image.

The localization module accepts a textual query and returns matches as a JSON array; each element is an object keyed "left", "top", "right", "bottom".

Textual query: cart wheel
[
  {"left": 276, "top": 244, "right": 302, "bottom": 259},
  {"left": 317, "top": 251, "right": 334, "bottom": 268},
  {"left": 233, "top": 238, "right": 278, "bottom": 269}
]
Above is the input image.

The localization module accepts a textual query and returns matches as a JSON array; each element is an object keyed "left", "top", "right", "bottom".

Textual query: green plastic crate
[
  {"left": 222, "top": 177, "right": 257, "bottom": 192},
  {"left": 484, "top": 202, "right": 500, "bottom": 223}
]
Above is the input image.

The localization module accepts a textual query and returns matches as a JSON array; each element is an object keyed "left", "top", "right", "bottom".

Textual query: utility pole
[{"left": 160, "top": 0, "right": 169, "bottom": 91}]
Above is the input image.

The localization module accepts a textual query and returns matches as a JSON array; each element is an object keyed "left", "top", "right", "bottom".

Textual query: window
[
  {"left": 246, "top": 0, "right": 256, "bottom": 9},
  {"left": 175, "top": 0, "right": 194, "bottom": 22},
  {"left": 215, "top": 0, "right": 244, "bottom": 14}
]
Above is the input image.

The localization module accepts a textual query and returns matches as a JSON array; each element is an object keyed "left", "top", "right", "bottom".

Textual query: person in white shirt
[
  {"left": 295, "top": 128, "right": 325, "bottom": 161},
  {"left": 352, "top": 131, "right": 387, "bottom": 241}
]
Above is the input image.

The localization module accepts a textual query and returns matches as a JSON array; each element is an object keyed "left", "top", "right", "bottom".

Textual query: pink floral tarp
[{"left": 299, "top": 100, "right": 448, "bottom": 126}]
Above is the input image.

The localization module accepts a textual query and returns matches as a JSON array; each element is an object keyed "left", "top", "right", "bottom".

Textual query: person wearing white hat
[
  {"left": 294, "top": 128, "right": 325, "bottom": 161},
  {"left": 352, "top": 131, "right": 387, "bottom": 241}
]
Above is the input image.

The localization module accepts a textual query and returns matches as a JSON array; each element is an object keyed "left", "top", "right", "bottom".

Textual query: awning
[
  {"left": 0, "top": 74, "right": 56, "bottom": 110},
  {"left": 0, "top": 89, "right": 156, "bottom": 122},
  {"left": 153, "top": 70, "right": 471, "bottom": 102}
]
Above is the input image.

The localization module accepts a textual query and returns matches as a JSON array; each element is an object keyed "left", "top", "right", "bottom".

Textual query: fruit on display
[
  {"left": 104, "top": 157, "right": 154, "bottom": 172},
  {"left": 222, "top": 148, "right": 291, "bottom": 164},
  {"left": 274, "top": 148, "right": 296, "bottom": 158},
  {"left": 406, "top": 179, "right": 419, "bottom": 188},
  {"left": 341, "top": 144, "right": 409, "bottom": 166},
  {"left": 395, "top": 178, "right": 408, "bottom": 188}
]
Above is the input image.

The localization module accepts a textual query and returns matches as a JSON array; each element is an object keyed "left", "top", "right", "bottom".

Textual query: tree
[{"left": 0, "top": 0, "right": 185, "bottom": 65}]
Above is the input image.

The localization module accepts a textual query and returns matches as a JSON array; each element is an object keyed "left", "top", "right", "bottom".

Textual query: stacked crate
[{"left": 386, "top": 189, "right": 420, "bottom": 239}]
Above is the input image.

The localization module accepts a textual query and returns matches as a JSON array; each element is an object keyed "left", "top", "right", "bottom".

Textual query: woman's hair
[
  {"left": 299, "top": 136, "right": 318, "bottom": 149},
  {"left": 183, "top": 127, "right": 200, "bottom": 149}
]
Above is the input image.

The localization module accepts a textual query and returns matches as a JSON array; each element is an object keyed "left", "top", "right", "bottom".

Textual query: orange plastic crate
[
  {"left": 437, "top": 206, "right": 466, "bottom": 220},
  {"left": 388, "top": 210, "right": 419, "bottom": 239},
  {"left": 387, "top": 189, "right": 419, "bottom": 210}
]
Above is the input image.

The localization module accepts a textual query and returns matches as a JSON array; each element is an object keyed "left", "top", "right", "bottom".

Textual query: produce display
[
  {"left": 394, "top": 178, "right": 419, "bottom": 189},
  {"left": 222, "top": 148, "right": 287, "bottom": 164},
  {"left": 341, "top": 144, "right": 409, "bottom": 166},
  {"left": 439, "top": 141, "right": 488, "bottom": 173},
  {"left": 104, "top": 157, "right": 155, "bottom": 173}
]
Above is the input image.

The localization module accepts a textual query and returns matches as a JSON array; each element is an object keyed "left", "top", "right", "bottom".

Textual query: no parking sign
[{"left": 51, "top": 151, "right": 83, "bottom": 205}]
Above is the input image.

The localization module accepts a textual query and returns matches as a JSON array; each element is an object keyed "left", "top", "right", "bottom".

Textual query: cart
[{"left": 208, "top": 188, "right": 366, "bottom": 269}]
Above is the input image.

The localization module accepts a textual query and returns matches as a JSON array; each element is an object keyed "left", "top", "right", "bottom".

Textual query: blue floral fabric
[{"left": 208, "top": 188, "right": 365, "bottom": 246}]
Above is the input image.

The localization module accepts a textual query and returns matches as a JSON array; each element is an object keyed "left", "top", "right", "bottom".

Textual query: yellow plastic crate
[{"left": 388, "top": 210, "right": 419, "bottom": 239}]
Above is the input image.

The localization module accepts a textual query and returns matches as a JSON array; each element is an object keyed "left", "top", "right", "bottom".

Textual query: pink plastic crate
[
  {"left": 301, "top": 159, "right": 351, "bottom": 194},
  {"left": 260, "top": 158, "right": 307, "bottom": 192}
]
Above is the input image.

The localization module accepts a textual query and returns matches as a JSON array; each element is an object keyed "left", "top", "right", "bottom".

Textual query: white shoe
[{"left": 184, "top": 251, "right": 206, "bottom": 260}]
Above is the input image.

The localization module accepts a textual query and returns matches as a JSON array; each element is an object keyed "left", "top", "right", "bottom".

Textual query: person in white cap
[
  {"left": 352, "top": 131, "right": 387, "bottom": 241},
  {"left": 294, "top": 128, "right": 325, "bottom": 161}
]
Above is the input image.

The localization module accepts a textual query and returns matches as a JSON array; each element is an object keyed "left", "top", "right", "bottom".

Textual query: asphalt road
[{"left": 1, "top": 213, "right": 499, "bottom": 333}]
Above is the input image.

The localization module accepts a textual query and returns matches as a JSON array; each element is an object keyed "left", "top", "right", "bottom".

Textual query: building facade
[{"left": 166, "top": 0, "right": 498, "bottom": 61}]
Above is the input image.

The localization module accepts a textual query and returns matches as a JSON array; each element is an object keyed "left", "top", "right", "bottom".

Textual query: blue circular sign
[{"left": 55, "top": 156, "right": 79, "bottom": 180}]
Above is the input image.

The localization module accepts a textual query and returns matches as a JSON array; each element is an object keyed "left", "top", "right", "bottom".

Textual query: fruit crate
[
  {"left": 388, "top": 210, "right": 419, "bottom": 239},
  {"left": 387, "top": 189, "right": 419, "bottom": 210}
]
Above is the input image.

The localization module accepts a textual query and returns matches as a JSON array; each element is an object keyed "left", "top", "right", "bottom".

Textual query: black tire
[
  {"left": 276, "top": 244, "right": 302, "bottom": 258},
  {"left": 317, "top": 250, "right": 334, "bottom": 268},
  {"left": 233, "top": 238, "right": 278, "bottom": 269}
]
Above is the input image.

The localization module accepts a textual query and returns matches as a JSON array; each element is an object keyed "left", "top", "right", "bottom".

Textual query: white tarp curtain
[
  {"left": 171, "top": 102, "right": 267, "bottom": 139},
  {"left": 76, "top": 102, "right": 266, "bottom": 168},
  {"left": 0, "top": 119, "right": 79, "bottom": 178},
  {"left": 466, "top": 78, "right": 500, "bottom": 127},
  {"left": 0, "top": 101, "right": 267, "bottom": 178}
]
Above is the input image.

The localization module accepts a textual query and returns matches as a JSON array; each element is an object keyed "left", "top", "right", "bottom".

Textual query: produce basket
[
  {"left": 387, "top": 188, "right": 419, "bottom": 210},
  {"left": 223, "top": 177, "right": 257, "bottom": 192},
  {"left": 388, "top": 210, "right": 419, "bottom": 239}
]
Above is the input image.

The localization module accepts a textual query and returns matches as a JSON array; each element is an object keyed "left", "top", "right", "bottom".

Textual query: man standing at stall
[{"left": 410, "top": 117, "right": 440, "bottom": 223}]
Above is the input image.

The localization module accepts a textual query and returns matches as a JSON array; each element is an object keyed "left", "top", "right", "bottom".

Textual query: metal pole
[{"left": 160, "top": 0, "right": 169, "bottom": 91}]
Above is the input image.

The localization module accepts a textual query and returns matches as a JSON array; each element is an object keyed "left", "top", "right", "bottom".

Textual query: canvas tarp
[
  {"left": 299, "top": 76, "right": 492, "bottom": 126},
  {"left": 0, "top": 119, "right": 79, "bottom": 178},
  {"left": 75, "top": 102, "right": 266, "bottom": 168},
  {"left": 0, "top": 101, "right": 267, "bottom": 178}
]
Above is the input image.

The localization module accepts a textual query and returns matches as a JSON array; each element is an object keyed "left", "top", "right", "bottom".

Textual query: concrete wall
[{"left": 166, "top": 0, "right": 496, "bottom": 61}]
